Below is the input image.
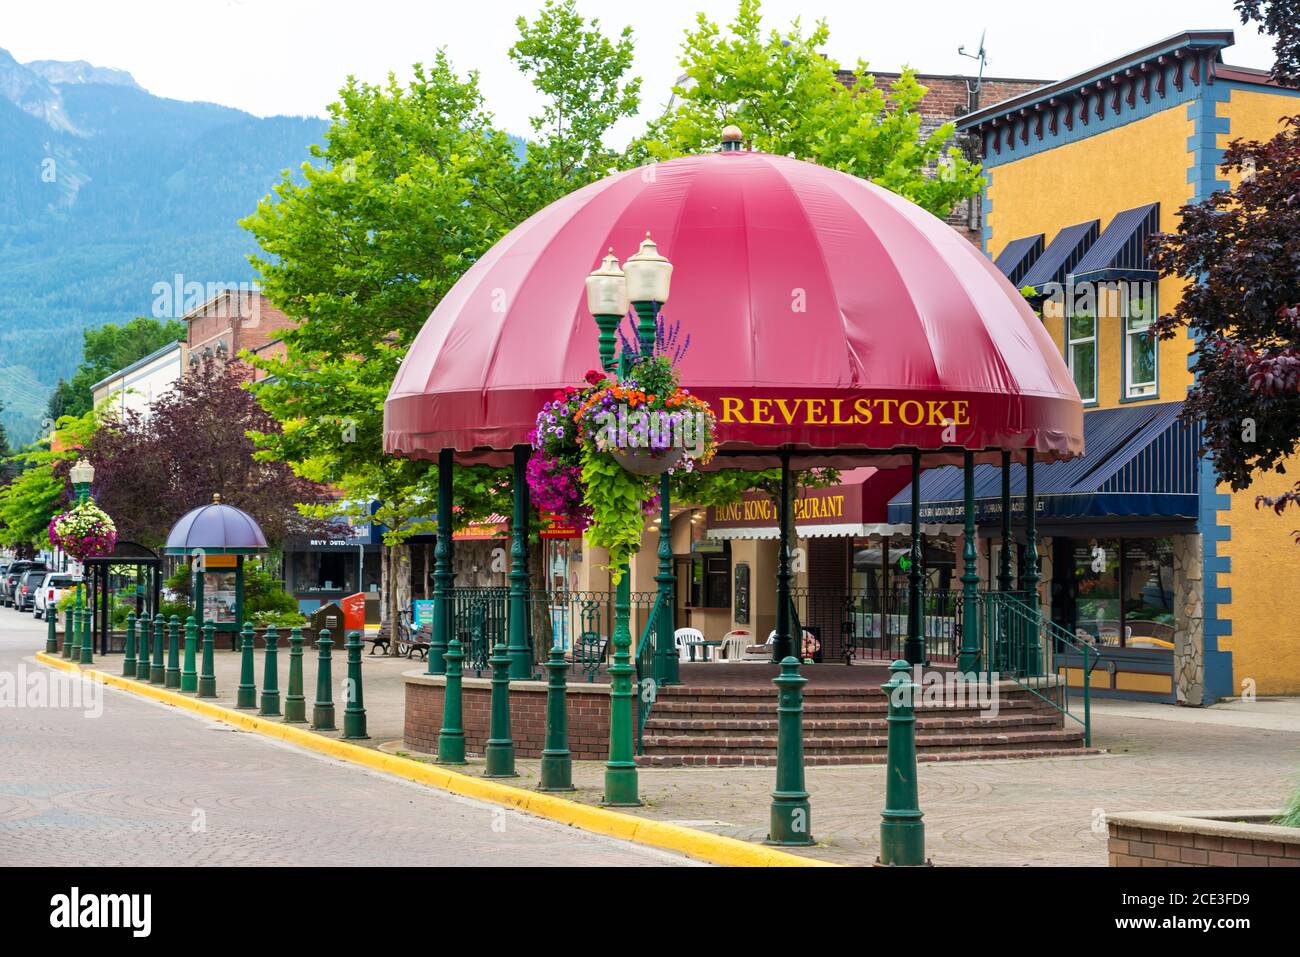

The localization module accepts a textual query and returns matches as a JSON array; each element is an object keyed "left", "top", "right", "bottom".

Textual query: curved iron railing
[
  {"left": 635, "top": 591, "right": 666, "bottom": 754},
  {"left": 788, "top": 586, "right": 962, "bottom": 664}
]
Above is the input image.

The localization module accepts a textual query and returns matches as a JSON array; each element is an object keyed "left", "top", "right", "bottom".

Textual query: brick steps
[
  {"left": 637, "top": 746, "right": 1092, "bottom": 768},
  {"left": 643, "top": 713, "right": 1065, "bottom": 737},
  {"left": 649, "top": 699, "right": 1048, "bottom": 720},
  {"left": 641, "top": 727, "right": 1083, "bottom": 754}
]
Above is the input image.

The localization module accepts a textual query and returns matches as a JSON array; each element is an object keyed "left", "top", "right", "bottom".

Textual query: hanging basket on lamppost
[{"left": 48, "top": 500, "right": 118, "bottom": 562}]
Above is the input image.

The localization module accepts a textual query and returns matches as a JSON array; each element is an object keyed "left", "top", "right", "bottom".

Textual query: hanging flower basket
[
  {"left": 527, "top": 313, "right": 717, "bottom": 579},
  {"left": 48, "top": 499, "right": 118, "bottom": 561}
]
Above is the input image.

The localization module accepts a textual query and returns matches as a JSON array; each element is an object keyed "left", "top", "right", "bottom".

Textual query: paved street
[{"left": 0, "top": 613, "right": 693, "bottom": 867}]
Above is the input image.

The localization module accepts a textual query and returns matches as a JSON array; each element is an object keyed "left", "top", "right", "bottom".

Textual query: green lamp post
[{"left": 69, "top": 458, "right": 95, "bottom": 664}]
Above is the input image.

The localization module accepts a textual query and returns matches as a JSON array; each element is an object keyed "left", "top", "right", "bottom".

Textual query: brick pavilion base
[
  {"left": 403, "top": 662, "right": 1090, "bottom": 764},
  {"left": 1107, "top": 810, "right": 1300, "bottom": 867}
]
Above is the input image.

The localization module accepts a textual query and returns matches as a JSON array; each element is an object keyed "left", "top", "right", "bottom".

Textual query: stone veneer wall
[
  {"left": 404, "top": 672, "right": 632, "bottom": 760},
  {"left": 1173, "top": 534, "right": 1205, "bottom": 706}
]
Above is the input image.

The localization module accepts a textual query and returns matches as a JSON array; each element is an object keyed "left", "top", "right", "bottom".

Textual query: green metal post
[
  {"left": 259, "top": 625, "right": 281, "bottom": 716},
  {"left": 122, "top": 611, "right": 136, "bottom": 675},
  {"left": 654, "top": 471, "right": 677, "bottom": 685},
  {"left": 603, "top": 570, "right": 640, "bottom": 805},
  {"left": 429, "top": 447, "right": 455, "bottom": 676},
  {"left": 539, "top": 642, "right": 574, "bottom": 791},
  {"left": 1023, "top": 449, "right": 1041, "bottom": 675},
  {"left": 311, "top": 628, "right": 336, "bottom": 730},
  {"left": 192, "top": 559, "right": 205, "bottom": 632},
  {"left": 136, "top": 613, "right": 151, "bottom": 679},
  {"left": 773, "top": 448, "right": 794, "bottom": 663},
  {"left": 236, "top": 621, "right": 256, "bottom": 708},
  {"left": 594, "top": 313, "right": 621, "bottom": 375},
  {"left": 484, "top": 641, "right": 517, "bottom": 777},
  {"left": 905, "top": 451, "right": 925, "bottom": 665},
  {"left": 63, "top": 605, "right": 74, "bottom": 659},
  {"left": 164, "top": 614, "right": 181, "bottom": 688},
  {"left": 342, "top": 631, "right": 368, "bottom": 739},
  {"left": 958, "top": 451, "right": 981, "bottom": 673},
  {"left": 284, "top": 627, "right": 306, "bottom": 722},
  {"left": 879, "top": 659, "right": 928, "bottom": 866},
  {"left": 181, "top": 616, "right": 198, "bottom": 692},
  {"left": 436, "top": 637, "right": 466, "bottom": 764},
  {"left": 766, "top": 657, "right": 814, "bottom": 846},
  {"left": 999, "top": 450, "right": 1013, "bottom": 593},
  {"left": 46, "top": 600, "right": 58, "bottom": 655},
  {"left": 198, "top": 619, "right": 217, "bottom": 698},
  {"left": 149, "top": 613, "right": 165, "bottom": 684},
  {"left": 79, "top": 599, "right": 94, "bottom": 665},
  {"left": 506, "top": 445, "right": 532, "bottom": 681}
]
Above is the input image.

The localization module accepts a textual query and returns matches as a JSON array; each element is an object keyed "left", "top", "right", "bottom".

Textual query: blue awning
[
  {"left": 1070, "top": 203, "right": 1160, "bottom": 283},
  {"left": 993, "top": 234, "right": 1045, "bottom": 286},
  {"left": 887, "top": 402, "right": 1200, "bottom": 523},
  {"left": 1020, "top": 219, "right": 1100, "bottom": 291}
]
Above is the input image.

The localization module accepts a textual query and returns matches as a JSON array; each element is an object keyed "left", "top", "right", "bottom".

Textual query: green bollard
[
  {"left": 284, "top": 627, "right": 306, "bottom": 723},
  {"left": 538, "top": 643, "right": 574, "bottom": 791},
  {"left": 164, "top": 614, "right": 181, "bottom": 688},
  {"left": 766, "top": 656, "right": 815, "bottom": 846},
  {"left": 137, "top": 613, "right": 151, "bottom": 680},
  {"left": 122, "top": 611, "right": 137, "bottom": 676},
  {"left": 342, "top": 630, "right": 368, "bottom": 740},
  {"left": 483, "top": 641, "right": 517, "bottom": 777},
  {"left": 878, "top": 659, "right": 929, "bottom": 866},
  {"left": 79, "top": 605, "right": 94, "bottom": 665},
  {"left": 236, "top": 621, "right": 257, "bottom": 709},
  {"left": 62, "top": 606, "right": 74, "bottom": 658},
  {"left": 149, "top": 613, "right": 166, "bottom": 684},
  {"left": 436, "top": 638, "right": 466, "bottom": 765},
  {"left": 181, "top": 616, "right": 198, "bottom": 693},
  {"left": 311, "top": 628, "right": 336, "bottom": 731},
  {"left": 198, "top": 619, "right": 217, "bottom": 698},
  {"left": 46, "top": 603, "right": 58, "bottom": 655},
  {"left": 259, "top": 625, "right": 281, "bottom": 716}
]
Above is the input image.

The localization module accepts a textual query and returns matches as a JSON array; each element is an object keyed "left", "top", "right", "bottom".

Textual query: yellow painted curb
[{"left": 34, "top": 652, "right": 837, "bottom": 867}]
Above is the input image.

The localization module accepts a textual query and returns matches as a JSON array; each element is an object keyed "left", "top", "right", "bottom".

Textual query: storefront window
[
  {"left": 1067, "top": 312, "right": 1097, "bottom": 404},
  {"left": 1122, "top": 538, "right": 1174, "bottom": 647},
  {"left": 1125, "top": 289, "right": 1157, "bottom": 398},
  {"left": 291, "top": 550, "right": 358, "bottom": 594},
  {"left": 1073, "top": 537, "right": 1121, "bottom": 644},
  {"left": 1065, "top": 536, "right": 1173, "bottom": 649}
]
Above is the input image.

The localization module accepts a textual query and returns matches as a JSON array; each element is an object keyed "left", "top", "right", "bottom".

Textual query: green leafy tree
[
  {"left": 0, "top": 409, "right": 99, "bottom": 552},
  {"left": 44, "top": 317, "right": 186, "bottom": 421},
  {"left": 630, "top": 0, "right": 983, "bottom": 217}
]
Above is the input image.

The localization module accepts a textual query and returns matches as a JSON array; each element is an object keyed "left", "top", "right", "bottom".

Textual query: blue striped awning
[
  {"left": 993, "top": 234, "right": 1045, "bottom": 286},
  {"left": 1020, "top": 219, "right": 1100, "bottom": 292},
  {"left": 887, "top": 402, "right": 1200, "bottom": 523},
  {"left": 1070, "top": 203, "right": 1160, "bottom": 283}
]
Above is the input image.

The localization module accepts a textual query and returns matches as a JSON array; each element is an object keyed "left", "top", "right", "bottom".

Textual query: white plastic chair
[
  {"left": 720, "top": 630, "right": 751, "bottom": 661},
  {"left": 675, "top": 627, "right": 704, "bottom": 662}
]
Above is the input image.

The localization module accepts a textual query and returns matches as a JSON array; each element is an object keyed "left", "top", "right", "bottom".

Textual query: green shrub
[
  {"left": 252, "top": 610, "right": 308, "bottom": 629},
  {"left": 1277, "top": 783, "right": 1300, "bottom": 829}
]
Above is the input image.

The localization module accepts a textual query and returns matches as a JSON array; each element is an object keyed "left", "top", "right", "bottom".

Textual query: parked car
[
  {"left": 34, "top": 573, "right": 81, "bottom": 620},
  {"left": 2, "top": 561, "right": 48, "bottom": 607},
  {"left": 16, "top": 569, "right": 49, "bottom": 612}
]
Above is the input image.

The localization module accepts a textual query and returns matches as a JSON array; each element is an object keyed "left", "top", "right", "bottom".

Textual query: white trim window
[
  {"left": 1124, "top": 289, "right": 1157, "bottom": 399},
  {"left": 1067, "top": 311, "right": 1097, "bottom": 404}
]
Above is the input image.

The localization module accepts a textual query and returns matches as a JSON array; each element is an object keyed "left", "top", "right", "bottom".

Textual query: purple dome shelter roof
[{"left": 164, "top": 495, "right": 269, "bottom": 556}]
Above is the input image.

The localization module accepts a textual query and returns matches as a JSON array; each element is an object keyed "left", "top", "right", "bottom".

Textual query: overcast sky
[{"left": 2, "top": 0, "right": 1276, "bottom": 144}]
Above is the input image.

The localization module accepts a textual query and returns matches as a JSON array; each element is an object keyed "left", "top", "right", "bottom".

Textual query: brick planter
[
  {"left": 404, "top": 670, "right": 632, "bottom": 760},
  {"left": 1107, "top": 810, "right": 1300, "bottom": 867}
]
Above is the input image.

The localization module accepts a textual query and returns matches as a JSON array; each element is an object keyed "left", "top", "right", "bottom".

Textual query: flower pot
[{"left": 614, "top": 446, "right": 683, "bottom": 476}]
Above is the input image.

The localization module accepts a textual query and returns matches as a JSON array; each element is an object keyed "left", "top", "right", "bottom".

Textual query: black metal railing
[{"left": 789, "top": 586, "right": 962, "bottom": 664}]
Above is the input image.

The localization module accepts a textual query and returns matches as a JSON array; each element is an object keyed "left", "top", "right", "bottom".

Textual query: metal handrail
[{"left": 635, "top": 591, "right": 665, "bottom": 754}]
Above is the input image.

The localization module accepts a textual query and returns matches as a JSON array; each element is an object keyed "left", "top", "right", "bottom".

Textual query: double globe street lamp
[{"left": 68, "top": 458, "right": 95, "bottom": 663}]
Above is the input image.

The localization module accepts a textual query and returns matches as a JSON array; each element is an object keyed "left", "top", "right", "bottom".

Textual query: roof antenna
[{"left": 957, "top": 29, "right": 989, "bottom": 110}]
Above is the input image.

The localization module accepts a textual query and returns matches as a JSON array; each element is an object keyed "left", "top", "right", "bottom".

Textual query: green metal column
[
  {"left": 311, "top": 628, "right": 336, "bottom": 730},
  {"left": 633, "top": 300, "right": 657, "bottom": 356},
  {"left": 878, "top": 659, "right": 928, "bottom": 866},
  {"left": 958, "top": 451, "right": 981, "bottom": 673},
  {"left": 198, "top": 619, "right": 217, "bottom": 698},
  {"left": 122, "top": 611, "right": 136, "bottom": 675},
  {"left": 63, "top": 605, "right": 74, "bottom": 659},
  {"left": 136, "top": 614, "right": 150, "bottom": 679},
  {"left": 1023, "top": 449, "right": 1041, "bottom": 675},
  {"left": 284, "top": 627, "right": 306, "bottom": 722},
  {"left": 164, "top": 614, "right": 181, "bottom": 687},
  {"left": 484, "top": 641, "right": 517, "bottom": 777},
  {"left": 342, "top": 631, "right": 368, "bottom": 739},
  {"left": 436, "top": 638, "right": 466, "bottom": 764},
  {"left": 79, "top": 594, "right": 94, "bottom": 665},
  {"left": 539, "top": 643, "right": 574, "bottom": 791},
  {"left": 654, "top": 471, "right": 677, "bottom": 685},
  {"left": 766, "top": 657, "right": 814, "bottom": 846},
  {"left": 259, "top": 625, "right": 281, "bottom": 715},
  {"left": 47, "top": 602, "right": 59, "bottom": 655},
  {"left": 192, "top": 559, "right": 205, "bottom": 634},
  {"left": 904, "top": 451, "right": 924, "bottom": 665},
  {"left": 181, "top": 616, "right": 198, "bottom": 692},
  {"left": 603, "top": 567, "right": 640, "bottom": 805},
  {"left": 998, "top": 450, "right": 1013, "bottom": 593},
  {"left": 149, "top": 613, "right": 165, "bottom": 684},
  {"left": 236, "top": 621, "right": 256, "bottom": 708},
  {"left": 506, "top": 445, "right": 532, "bottom": 681},
  {"left": 429, "top": 447, "right": 455, "bottom": 675},
  {"left": 773, "top": 448, "right": 794, "bottom": 663}
]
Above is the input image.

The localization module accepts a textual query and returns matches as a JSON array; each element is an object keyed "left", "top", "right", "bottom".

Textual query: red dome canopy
[{"left": 385, "top": 150, "right": 1083, "bottom": 468}]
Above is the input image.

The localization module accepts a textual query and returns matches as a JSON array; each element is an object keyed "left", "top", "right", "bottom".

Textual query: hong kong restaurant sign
[{"left": 707, "top": 485, "right": 864, "bottom": 530}]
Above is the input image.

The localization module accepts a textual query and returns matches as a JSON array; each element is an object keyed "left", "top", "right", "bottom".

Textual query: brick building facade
[{"left": 183, "top": 289, "right": 295, "bottom": 375}]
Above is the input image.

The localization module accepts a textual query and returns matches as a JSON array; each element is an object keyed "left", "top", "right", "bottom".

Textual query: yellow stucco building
[{"left": 936, "top": 29, "right": 1300, "bottom": 703}]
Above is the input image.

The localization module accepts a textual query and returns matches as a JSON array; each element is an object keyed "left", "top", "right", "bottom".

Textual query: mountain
[{"left": 0, "top": 49, "right": 329, "bottom": 445}]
